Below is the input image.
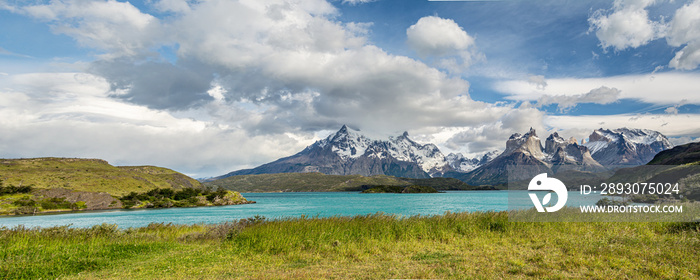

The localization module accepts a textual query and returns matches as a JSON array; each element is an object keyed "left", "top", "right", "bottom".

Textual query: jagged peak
[
  {"left": 526, "top": 127, "right": 537, "bottom": 137},
  {"left": 511, "top": 127, "right": 538, "bottom": 140},
  {"left": 547, "top": 132, "right": 565, "bottom": 142}
]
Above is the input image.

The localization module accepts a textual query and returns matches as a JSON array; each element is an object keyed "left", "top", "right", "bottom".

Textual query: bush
[
  {"left": 0, "top": 184, "right": 33, "bottom": 195},
  {"left": 72, "top": 201, "right": 87, "bottom": 210},
  {"left": 596, "top": 197, "right": 629, "bottom": 207},
  {"left": 39, "top": 197, "right": 72, "bottom": 210},
  {"left": 13, "top": 206, "right": 37, "bottom": 215},
  {"left": 13, "top": 197, "right": 36, "bottom": 207}
]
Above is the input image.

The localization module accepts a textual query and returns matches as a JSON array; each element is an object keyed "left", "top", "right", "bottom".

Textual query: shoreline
[{"left": 0, "top": 200, "right": 256, "bottom": 218}]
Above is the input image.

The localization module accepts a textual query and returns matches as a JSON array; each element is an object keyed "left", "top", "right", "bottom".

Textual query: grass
[
  {"left": 1, "top": 211, "right": 699, "bottom": 279},
  {"left": 0, "top": 158, "right": 204, "bottom": 196}
]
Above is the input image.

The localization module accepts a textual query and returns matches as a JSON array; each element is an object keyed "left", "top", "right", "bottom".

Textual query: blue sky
[{"left": 0, "top": 0, "right": 699, "bottom": 177}]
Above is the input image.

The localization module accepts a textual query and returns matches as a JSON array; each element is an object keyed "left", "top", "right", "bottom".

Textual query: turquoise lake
[{"left": 0, "top": 191, "right": 605, "bottom": 228}]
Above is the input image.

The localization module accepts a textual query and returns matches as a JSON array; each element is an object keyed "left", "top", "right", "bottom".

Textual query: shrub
[
  {"left": 596, "top": 197, "right": 629, "bottom": 207},
  {"left": 13, "top": 197, "right": 36, "bottom": 207},
  {"left": 0, "top": 184, "right": 33, "bottom": 195}
]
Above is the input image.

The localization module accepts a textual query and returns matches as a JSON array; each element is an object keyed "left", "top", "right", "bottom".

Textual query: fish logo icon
[{"left": 528, "top": 173, "right": 568, "bottom": 212}]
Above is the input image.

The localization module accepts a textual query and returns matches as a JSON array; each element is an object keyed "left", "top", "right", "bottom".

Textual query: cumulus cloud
[
  {"left": 444, "top": 105, "right": 546, "bottom": 154},
  {"left": 589, "top": 0, "right": 700, "bottom": 70},
  {"left": 537, "top": 86, "right": 621, "bottom": 112},
  {"left": 588, "top": 0, "right": 663, "bottom": 51},
  {"left": 406, "top": 16, "right": 480, "bottom": 71},
  {"left": 667, "top": 0, "right": 700, "bottom": 69},
  {"left": 0, "top": 0, "right": 535, "bottom": 175},
  {"left": 0, "top": 72, "right": 314, "bottom": 177},
  {"left": 89, "top": 59, "right": 214, "bottom": 110},
  {"left": 13, "top": 0, "right": 163, "bottom": 58}
]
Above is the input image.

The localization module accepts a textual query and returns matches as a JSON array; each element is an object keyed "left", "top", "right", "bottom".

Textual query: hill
[
  {"left": 203, "top": 172, "right": 477, "bottom": 192},
  {"left": 606, "top": 141, "right": 700, "bottom": 202},
  {"left": 0, "top": 158, "right": 252, "bottom": 215},
  {"left": 0, "top": 158, "right": 204, "bottom": 196},
  {"left": 647, "top": 142, "right": 700, "bottom": 165}
]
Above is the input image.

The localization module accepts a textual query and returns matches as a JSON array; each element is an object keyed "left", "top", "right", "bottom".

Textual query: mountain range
[
  {"left": 217, "top": 125, "right": 448, "bottom": 179},
  {"left": 213, "top": 125, "right": 674, "bottom": 185}
]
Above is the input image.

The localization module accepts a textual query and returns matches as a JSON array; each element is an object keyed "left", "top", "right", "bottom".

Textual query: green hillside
[
  {"left": 204, "top": 172, "right": 478, "bottom": 192},
  {"left": 0, "top": 158, "right": 204, "bottom": 196},
  {"left": 0, "top": 158, "right": 241, "bottom": 215},
  {"left": 607, "top": 142, "right": 700, "bottom": 202}
]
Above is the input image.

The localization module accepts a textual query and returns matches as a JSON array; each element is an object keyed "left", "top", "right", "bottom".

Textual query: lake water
[{"left": 0, "top": 191, "right": 605, "bottom": 228}]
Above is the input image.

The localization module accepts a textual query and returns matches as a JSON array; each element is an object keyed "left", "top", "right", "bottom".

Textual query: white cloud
[
  {"left": 443, "top": 105, "right": 546, "bottom": 155},
  {"left": 588, "top": 0, "right": 663, "bottom": 51},
  {"left": 406, "top": 16, "right": 480, "bottom": 71},
  {"left": 0, "top": 0, "right": 530, "bottom": 176},
  {"left": 537, "top": 86, "right": 621, "bottom": 112},
  {"left": 589, "top": 0, "right": 700, "bottom": 70},
  {"left": 407, "top": 16, "right": 475, "bottom": 56},
  {"left": 528, "top": 75, "right": 548, "bottom": 90},
  {"left": 669, "top": 136, "right": 700, "bottom": 145},
  {"left": 341, "top": 0, "right": 376, "bottom": 5},
  {"left": 667, "top": 0, "right": 700, "bottom": 69},
  {"left": 0, "top": 72, "right": 313, "bottom": 177},
  {"left": 153, "top": 0, "right": 192, "bottom": 13},
  {"left": 545, "top": 113, "right": 700, "bottom": 140},
  {"left": 15, "top": 0, "right": 163, "bottom": 58},
  {"left": 495, "top": 72, "right": 700, "bottom": 106}
]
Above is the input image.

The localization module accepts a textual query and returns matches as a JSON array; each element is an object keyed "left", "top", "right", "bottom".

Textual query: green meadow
[{"left": 1, "top": 211, "right": 698, "bottom": 279}]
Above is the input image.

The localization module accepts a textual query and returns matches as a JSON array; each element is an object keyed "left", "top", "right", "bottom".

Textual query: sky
[{"left": 0, "top": 0, "right": 699, "bottom": 178}]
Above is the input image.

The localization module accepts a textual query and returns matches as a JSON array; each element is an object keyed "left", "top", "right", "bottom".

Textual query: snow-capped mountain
[
  {"left": 446, "top": 150, "right": 499, "bottom": 172},
  {"left": 213, "top": 125, "right": 673, "bottom": 184},
  {"left": 216, "top": 125, "right": 450, "bottom": 179},
  {"left": 453, "top": 127, "right": 668, "bottom": 185},
  {"left": 545, "top": 132, "right": 603, "bottom": 169},
  {"left": 583, "top": 128, "right": 673, "bottom": 165},
  {"left": 456, "top": 128, "right": 552, "bottom": 185}
]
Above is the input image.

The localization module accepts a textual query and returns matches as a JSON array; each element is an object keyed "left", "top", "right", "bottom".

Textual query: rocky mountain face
[
  {"left": 216, "top": 125, "right": 450, "bottom": 179},
  {"left": 545, "top": 132, "right": 604, "bottom": 170},
  {"left": 215, "top": 125, "right": 673, "bottom": 185},
  {"left": 453, "top": 127, "right": 670, "bottom": 185},
  {"left": 446, "top": 150, "right": 499, "bottom": 172},
  {"left": 456, "top": 128, "right": 551, "bottom": 185},
  {"left": 582, "top": 128, "right": 673, "bottom": 166}
]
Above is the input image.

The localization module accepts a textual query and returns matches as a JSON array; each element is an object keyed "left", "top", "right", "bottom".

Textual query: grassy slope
[
  {"left": 204, "top": 172, "right": 477, "bottom": 192},
  {"left": 0, "top": 158, "right": 205, "bottom": 196},
  {"left": 1, "top": 212, "right": 698, "bottom": 279},
  {"left": 606, "top": 142, "right": 700, "bottom": 202}
]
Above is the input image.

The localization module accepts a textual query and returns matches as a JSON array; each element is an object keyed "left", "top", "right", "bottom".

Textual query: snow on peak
[
  {"left": 583, "top": 128, "right": 673, "bottom": 155},
  {"left": 446, "top": 150, "right": 501, "bottom": 172},
  {"left": 388, "top": 133, "right": 447, "bottom": 172},
  {"left": 316, "top": 126, "right": 448, "bottom": 173},
  {"left": 318, "top": 125, "right": 373, "bottom": 160}
]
